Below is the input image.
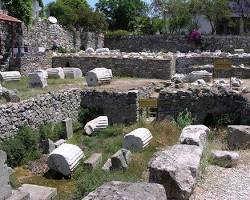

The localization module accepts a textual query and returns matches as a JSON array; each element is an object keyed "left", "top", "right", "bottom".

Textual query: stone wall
[
  {"left": 0, "top": 88, "right": 82, "bottom": 138},
  {"left": 52, "top": 55, "right": 175, "bottom": 79},
  {"left": 9, "top": 52, "right": 52, "bottom": 75},
  {"left": 0, "top": 88, "right": 140, "bottom": 138},
  {"left": 81, "top": 90, "right": 139, "bottom": 124},
  {"left": 158, "top": 86, "right": 250, "bottom": 125},
  {"left": 105, "top": 35, "right": 250, "bottom": 53}
]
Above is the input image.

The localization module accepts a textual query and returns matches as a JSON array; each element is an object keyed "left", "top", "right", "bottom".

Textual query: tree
[
  {"left": 1, "top": 0, "right": 34, "bottom": 26},
  {"left": 47, "top": 0, "right": 107, "bottom": 31},
  {"left": 96, "top": 0, "right": 149, "bottom": 30},
  {"left": 190, "top": 0, "right": 231, "bottom": 34}
]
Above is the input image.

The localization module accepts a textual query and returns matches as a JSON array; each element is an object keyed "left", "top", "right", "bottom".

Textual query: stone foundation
[{"left": 52, "top": 54, "right": 175, "bottom": 79}]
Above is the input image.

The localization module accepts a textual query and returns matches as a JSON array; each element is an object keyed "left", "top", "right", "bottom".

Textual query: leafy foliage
[
  {"left": 47, "top": 0, "right": 107, "bottom": 31},
  {"left": 39, "top": 122, "right": 65, "bottom": 142},
  {"left": 0, "top": 124, "right": 40, "bottom": 167},
  {"left": 96, "top": 0, "right": 149, "bottom": 30},
  {"left": 173, "top": 110, "right": 193, "bottom": 129}
]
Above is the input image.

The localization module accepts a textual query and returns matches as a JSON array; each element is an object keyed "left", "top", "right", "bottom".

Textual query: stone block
[
  {"left": 228, "top": 125, "right": 250, "bottom": 150},
  {"left": 6, "top": 190, "right": 30, "bottom": 200},
  {"left": 82, "top": 181, "right": 167, "bottom": 200},
  {"left": 84, "top": 153, "right": 102, "bottom": 169},
  {"left": 184, "top": 70, "right": 212, "bottom": 83},
  {"left": 148, "top": 144, "right": 202, "bottom": 200},
  {"left": 84, "top": 116, "right": 108, "bottom": 135},
  {"left": 54, "top": 139, "right": 66, "bottom": 148},
  {"left": 85, "top": 47, "right": 95, "bottom": 54},
  {"left": 18, "top": 184, "right": 57, "bottom": 200},
  {"left": 210, "top": 150, "right": 239, "bottom": 168},
  {"left": 86, "top": 68, "right": 112, "bottom": 86},
  {"left": 0, "top": 71, "right": 21, "bottom": 82},
  {"left": 41, "top": 139, "right": 55, "bottom": 154},
  {"left": 63, "top": 68, "right": 82, "bottom": 79},
  {"left": 101, "top": 158, "right": 112, "bottom": 172},
  {"left": 46, "top": 67, "right": 65, "bottom": 79},
  {"left": 96, "top": 48, "right": 109, "bottom": 54},
  {"left": 111, "top": 149, "right": 132, "bottom": 169},
  {"left": 179, "top": 125, "right": 209, "bottom": 150},
  {"left": 62, "top": 118, "right": 73, "bottom": 139},
  {"left": 28, "top": 70, "right": 48, "bottom": 88},
  {"left": 123, "top": 128, "right": 153, "bottom": 151},
  {"left": 47, "top": 144, "right": 85, "bottom": 176}
]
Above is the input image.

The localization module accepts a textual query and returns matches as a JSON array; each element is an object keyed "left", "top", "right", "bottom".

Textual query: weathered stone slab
[
  {"left": 101, "top": 158, "right": 112, "bottom": 172},
  {"left": 228, "top": 125, "right": 250, "bottom": 150},
  {"left": 179, "top": 125, "right": 209, "bottom": 150},
  {"left": 111, "top": 149, "right": 132, "bottom": 169},
  {"left": 62, "top": 118, "right": 73, "bottom": 139},
  {"left": 41, "top": 139, "right": 55, "bottom": 154},
  {"left": 47, "top": 144, "right": 85, "bottom": 176},
  {"left": 82, "top": 181, "right": 167, "bottom": 200},
  {"left": 96, "top": 48, "right": 110, "bottom": 54},
  {"left": 6, "top": 190, "right": 30, "bottom": 200},
  {"left": 148, "top": 144, "right": 202, "bottom": 200},
  {"left": 54, "top": 139, "right": 66, "bottom": 148},
  {"left": 63, "top": 68, "right": 82, "bottom": 79},
  {"left": 28, "top": 70, "right": 48, "bottom": 88},
  {"left": 123, "top": 128, "right": 153, "bottom": 151},
  {"left": 0, "top": 71, "right": 21, "bottom": 82},
  {"left": 210, "top": 150, "right": 239, "bottom": 168},
  {"left": 84, "top": 116, "right": 108, "bottom": 135},
  {"left": 46, "top": 67, "right": 65, "bottom": 79},
  {"left": 84, "top": 153, "right": 102, "bottom": 169},
  {"left": 18, "top": 184, "right": 57, "bottom": 200},
  {"left": 86, "top": 68, "right": 112, "bottom": 86}
]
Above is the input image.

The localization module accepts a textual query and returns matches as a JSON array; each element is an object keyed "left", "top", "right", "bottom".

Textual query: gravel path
[{"left": 191, "top": 151, "right": 250, "bottom": 200}]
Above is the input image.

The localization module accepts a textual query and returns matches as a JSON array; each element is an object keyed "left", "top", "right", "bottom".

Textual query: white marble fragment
[
  {"left": 47, "top": 144, "right": 85, "bottom": 176},
  {"left": 96, "top": 48, "right": 110, "bottom": 54},
  {"left": 84, "top": 116, "right": 109, "bottom": 135},
  {"left": 0, "top": 71, "right": 21, "bottom": 82},
  {"left": 63, "top": 68, "right": 82, "bottom": 79},
  {"left": 46, "top": 67, "right": 65, "bottom": 79},
  {"left": 86, "top": 68, "right": 112, "bottom": 86},
  {"left": 123, "top": 128, "right": 153, "bottom": 151},
  {"left": 28, "top": 70, "right": 48, "bottom": 88},
  {"left": 85, "top": 48, "right": 95, "bottom": 54}
]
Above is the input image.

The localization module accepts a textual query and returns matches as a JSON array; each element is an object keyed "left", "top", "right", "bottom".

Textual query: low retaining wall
[
  {"left": 105, "top": 35, "right": 250, "bottom": 53},
  {"left": 9, "top": 53, "right": 52, "bottom": 75},
  {"left": 81, "top": 90, "right": 139, "bottom": 124},
  {"left": 52, "top": 56, "right": 175, "bottom": 79},
  {"left": 0, "top": 88, "right": 140, "bottom": 138},
  {"left": 158, "top": 86, "right": 250, "bottom": 125}
]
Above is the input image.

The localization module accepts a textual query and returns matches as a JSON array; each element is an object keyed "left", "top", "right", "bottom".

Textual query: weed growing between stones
[{"left": 173, "top": 109, "right": 193, "bottom": 129}]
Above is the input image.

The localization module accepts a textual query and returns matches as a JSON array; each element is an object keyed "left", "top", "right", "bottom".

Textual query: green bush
[
  {"left": 39, "top": 122, "right": 64, "bottom": 142},
  {"left": 0, "top": 125, "right": 40, "bottom": 167},
  {"left": 173, "top": 110, "right": 193, "bottom": 129},
  {"left": 105, "top": 30, "right": 130, "bottom": 38}
]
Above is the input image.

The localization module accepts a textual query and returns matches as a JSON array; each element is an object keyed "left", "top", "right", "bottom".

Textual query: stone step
[{"left": 6, "top": 190, "right": 30, "bottom": 200}]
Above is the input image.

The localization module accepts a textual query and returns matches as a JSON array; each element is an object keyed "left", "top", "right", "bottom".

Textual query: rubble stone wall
[
  {"left": 0, "top": 88, "right": 139, "bottom": 138},
  {"left": 52, "top": 56, "right": 175, "bottom": 79},
  {"left": 105, "top": 35, "right": 250, "bottom": 53},
  {"left": 158, "top": 87, "right": 250, "bottom": 125},
  {"left": 9, "top": 52, "right": 52, "bottom": 75}
]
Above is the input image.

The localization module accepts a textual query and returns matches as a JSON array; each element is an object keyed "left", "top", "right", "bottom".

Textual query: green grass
[
  {"left": 1, "top": 77, "right": 85, "bottom": 100},
  {"left": 11, "top": 120, "right": 181, "bottom": 200}
]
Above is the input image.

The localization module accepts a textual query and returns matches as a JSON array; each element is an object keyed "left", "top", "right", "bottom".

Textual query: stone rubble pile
[
  {"left": 86, "top": 68, "right": 112, "bottom": 86},
  {"left": 123, "top": 128, "right": 153, "bottom": 151},
  {"left": 0, "top": 71, "right": 21, "bottom": 82},
  {"left": 84, "top": 116, "right": 109, "bottom": 135},
  {"left": 47, "top": 143, "right": 85, "bottom": 177}
]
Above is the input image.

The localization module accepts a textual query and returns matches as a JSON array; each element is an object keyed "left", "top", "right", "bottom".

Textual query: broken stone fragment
[
  {"left": 111, "top": 149, "right": 132, "bottom": 169},
  {"left": 0, "top": 71, "right": 21, "bottom": 82},
  {"left": 86, "top": 68, "right": 112, "bottom": 86},
  {"left": 47, "top": 144, "right": 85, "bottom": 176},
  {"left": 85, "top": 47, "right": 95, "bottom": 54},
  {"left": 101, "top": 158, "right": 112, "bottom": 172},
  {"left": 84, "top": 116, "right": 108, "bottom": 135},
  {"left": 210, "top": 150, "right": 239, "bottom": 168},
  {"left": 28, "top": 70, "right": 48, "bottom": 88},
  {"left": 63, "top": 68, "right": 82, "bottom": 79},
  {"left": 228, "top": 125, "right": 250, "bottom": 150},
  {"left": 123, "top": 128, "right": 153, "bottom": 151},
  {"left": 148, "top": 144, "right": 202, "bottom": 200},
  {"left": 46, "top": 67, "right": 65, "bottom": 79},
  {"left": 84, "top": 153, "right": 102, "bottom": 169}
]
